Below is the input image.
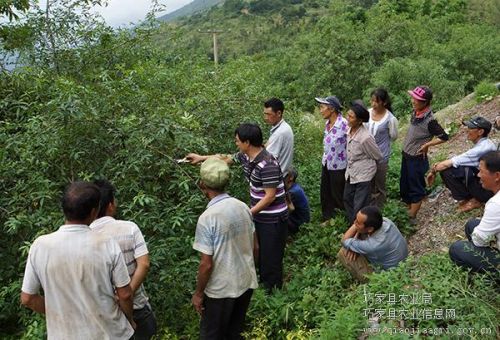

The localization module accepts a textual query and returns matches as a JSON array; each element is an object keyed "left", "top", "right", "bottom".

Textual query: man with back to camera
[
  {"left": 263, "top": 97, "right": 294, "bottom": 176},
  {"left": 186, "top": 123, "right": 288, "bottom": 293},
  {"left": 337, "top": 205, "right": 408, "bottom": 282},
  {"left": 90, "top": 179, "right": 157, "bottom": 340},
  {"left": 20, "top": 181, "right": 135, "bottom": 339},
  {"left": 429, "top": 117, "right": 496, "bottom": 212},
  {"left": 192, "top": 157, "right": 258, "bottom": 339}
]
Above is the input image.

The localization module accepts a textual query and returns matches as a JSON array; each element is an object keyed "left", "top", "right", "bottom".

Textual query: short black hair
[
  {"left": 286, "top": 167, "right": 298, "bottom": 182},
  {"left": 235, "top": 123, "right": 263, "bottom": 147},
  {"left": 359, "top": 206, "right": 383, "bottom": 231},
  {"left": 350, "top": 101, "right": 370, "bottom": 123},
  {"left": 93, "top": 179, "right": 116, "bottom": 218},
  {"left": 264, "top": 98, "right": 284, "bottom": 114},
  {"left": 61, "top": 181, "right": 100, "bottom": 221},
  {"left": 480, "top": 127, "right": 491, "bottom": 138},
  {"left": 479, "top": 151, "right": 500, "bottom": 173}
]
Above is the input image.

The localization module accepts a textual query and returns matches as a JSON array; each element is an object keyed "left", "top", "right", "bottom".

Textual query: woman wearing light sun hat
[
  {"left": 315, "top": 95, "right": 349, "bottom": 225},
  {"left": 400, "top": 86, "right": 449, "bottom": 223}
]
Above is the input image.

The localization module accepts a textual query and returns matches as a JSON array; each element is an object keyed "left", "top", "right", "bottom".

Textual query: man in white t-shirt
[
  {"left": 192, "top": 158, "right": 258, "bottom": 339},
  {"left": 449, "top": 151, "right": 500, "bottom": 273},
  {"left": 263, "top": 97, "right": 294, "bottom": 176},
  {"left": 21, "top": 181, "right": 135, "bottom": 339},
  {"left": 90, "top": 179, "right": 156, "bottom": 340}
]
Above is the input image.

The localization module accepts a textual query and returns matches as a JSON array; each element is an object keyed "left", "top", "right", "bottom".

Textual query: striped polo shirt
[
  {"left": 236, "top": 149, "right": 288, "bottom": 224},
  {"left": 90, "top": 216, "right": 150, "bottom": 310}
]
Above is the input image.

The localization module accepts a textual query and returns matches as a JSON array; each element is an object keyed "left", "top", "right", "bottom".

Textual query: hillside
[
  {"left": 0, "top": 0, "right": 499, "bottom": 338},
  {"left": 158, "top": 0, "right": 223, "bottom": 22},
  {"left": 408, "top": 95, "right": 500, "bottom": 256}
]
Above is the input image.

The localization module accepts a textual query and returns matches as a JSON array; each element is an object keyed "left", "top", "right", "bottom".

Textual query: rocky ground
[{"left": 407, "top": 95, "right": 500, "bottom": 256}]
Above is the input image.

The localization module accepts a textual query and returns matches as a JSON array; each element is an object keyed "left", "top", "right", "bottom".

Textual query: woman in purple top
[{"left": 315, "top": 96, "right": 349, "bottom": 224}]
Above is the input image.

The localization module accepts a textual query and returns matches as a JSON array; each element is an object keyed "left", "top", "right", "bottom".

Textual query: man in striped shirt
[
  {"left": 187, "top": 123, "right": 288, "bottom": 292},
  {"left": 90, "top": 179, "right": 157, "bottom": 340}
]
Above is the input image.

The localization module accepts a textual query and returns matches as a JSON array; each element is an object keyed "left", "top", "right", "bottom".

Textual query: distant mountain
[{"left": 159, "top": 0, "right": 224, "bottom": 22}]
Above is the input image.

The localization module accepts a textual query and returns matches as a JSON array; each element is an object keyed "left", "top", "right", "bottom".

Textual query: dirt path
[{"left": 407, "top": 95, "right": 500, "bottom": 256}]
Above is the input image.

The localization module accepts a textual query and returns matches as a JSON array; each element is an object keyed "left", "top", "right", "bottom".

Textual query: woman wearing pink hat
[{"left": 400, "top": 86, "right": 449, "bottom": 223}]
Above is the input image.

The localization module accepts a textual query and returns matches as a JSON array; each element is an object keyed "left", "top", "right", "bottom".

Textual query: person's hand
[
  {"left": 346, "top": 249, "right": 359, "bottom": 262},
  {"left": 342, "top": 248, "right": 358, "bottom": 262},
  {"left": 186, "top": 153, "right": 204, "bottom": 164},
  {"left": 417, "top": 144, "right": 429, "bottom": 155},
  {"left": 192, "top": 292, "right": 204, "bottom": 315},
  {"left": 426, "top": 171, "right": 436, "bottom": 187},
  {"left": 434, "top": 161, "right": 447, "bottom": 172}
]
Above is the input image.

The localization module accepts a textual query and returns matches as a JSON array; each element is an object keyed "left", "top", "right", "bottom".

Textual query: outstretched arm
[{"left": 186, "top": 153, "right": 234, "bottom": 165}]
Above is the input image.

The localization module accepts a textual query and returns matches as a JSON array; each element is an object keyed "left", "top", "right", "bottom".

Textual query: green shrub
[{"left": 474, "top": 81, "right": 499, "bottom": 103}]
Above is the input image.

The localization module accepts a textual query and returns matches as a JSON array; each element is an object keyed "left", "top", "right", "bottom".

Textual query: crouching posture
[
  {"left": 338, "top": 206, "right": 408, "bottom": 282},
  {"left": 449, "top": 151, "right": 500, "bottom": 273}
]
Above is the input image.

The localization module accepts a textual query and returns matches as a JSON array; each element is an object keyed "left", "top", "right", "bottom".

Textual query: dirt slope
[{"left": 407, "top": 95, "right": 500, "bottom": 256}]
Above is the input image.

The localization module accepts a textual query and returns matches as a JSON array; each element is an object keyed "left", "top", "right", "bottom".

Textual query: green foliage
[
  {"left": 474, "top": 81, "right": 499, "bottom": 103},
  {"left": 1, "top": 0, "right": 499, "bottom": 338},
  {"left": 0, "top": 0, "right": 29, "bottom": 21}
]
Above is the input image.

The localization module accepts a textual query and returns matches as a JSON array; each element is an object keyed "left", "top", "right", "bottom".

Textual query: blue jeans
[{"left": 449, "top": 219, "right": 499, "bottom": 273}]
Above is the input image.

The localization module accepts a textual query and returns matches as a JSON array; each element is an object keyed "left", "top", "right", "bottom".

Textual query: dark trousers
[
  {"left": 440, "top": 166, "right": 494, "bottom": 203},
  {"left": 343, "top": 180, "right": 371, "bottom": 224},
  {"left": 200, "top": 289, "right": 254, "bottom": 340},
  {"left": 449, "top": 218, "right": 499, "bottom": 273},
  {"left": 320, "top": 166, "right": 346, "bottom": 221},
  {"left": 132, "top": 303, "right": 157, "bottom": 340},
  {"left": 255, "top": 219, "right": 287, "bottom": 292},
  {"left": 371, "top": 161, "right": 388, "bottom": 209},
  {"left": 400, "top": 154, "right": 429, "bottom": 204}
]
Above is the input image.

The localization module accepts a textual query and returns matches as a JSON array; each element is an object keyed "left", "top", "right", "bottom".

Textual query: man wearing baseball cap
[
  {"left": 192, "top": 157, "right": 258, "bottom": 339},
  {"left": 430, "top": 116, "right": 496, "bottom": 211}
]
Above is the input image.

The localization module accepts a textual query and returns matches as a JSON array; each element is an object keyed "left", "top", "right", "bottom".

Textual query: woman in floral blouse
[{"left": 315, "top": 96, "right": 349, "bottom": 225}]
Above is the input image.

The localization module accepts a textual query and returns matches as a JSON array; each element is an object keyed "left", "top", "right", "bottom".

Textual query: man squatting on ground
[
  {"left": 449, "top": 151, "right": 500, "bottom": 274},
  {"left": 90, "top": 179, "right": 157, "bottom": 339},
  {"left": 338, "top": 206, "right": 408, "bottom": 282},
  {"left": 192, "top": 157, "right": 258, "bottom": 339},
  {"left": 186, "top": 123, "right": 288, "bottom": 293},
  {"left": 21, "top": 181, "right": 136, "bottom": 339},
  {"left": 429, "top": 116, "right": 496, "bottom": 212}
]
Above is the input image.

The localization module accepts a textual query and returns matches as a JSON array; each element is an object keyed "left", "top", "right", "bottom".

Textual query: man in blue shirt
[
  {"left": 284, "top": 168, "right": 310, "bottom": 234},
  {"left": 338, "top": 206, "right": 408, "bottom": 282},
  {"left": 430, "top": 117, "right": 496, "bottom": 212}
]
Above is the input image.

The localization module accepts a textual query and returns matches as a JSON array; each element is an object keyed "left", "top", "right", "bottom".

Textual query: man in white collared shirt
[
  {"left": 263, "top": 97, "right": 294, "bottom": 177},
  {"left": 21, "top": 181, "right": 135, "bottom": 340},
  {"left": 449, "top": 151, "right": 500, "bottom": 273},
  {"left": 431, "top": 117, "right": 496, "bottom": 212}
]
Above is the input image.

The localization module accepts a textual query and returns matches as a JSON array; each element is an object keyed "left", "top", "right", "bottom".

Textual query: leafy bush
[{"left": 474, "top": 81, "right": 499, "bottom": 103}]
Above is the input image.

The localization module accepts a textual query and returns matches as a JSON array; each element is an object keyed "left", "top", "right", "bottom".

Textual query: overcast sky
[
  {"left": 37, "top": 0, "right": 194, "bottom": 27},
  {"left": 94, "top": 0, "right": 194, "bottom": 26}
]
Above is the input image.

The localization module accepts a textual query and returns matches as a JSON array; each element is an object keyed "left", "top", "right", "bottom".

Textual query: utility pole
[{"left": 199, "top": 29, "right": 224, "bottom": 66}]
